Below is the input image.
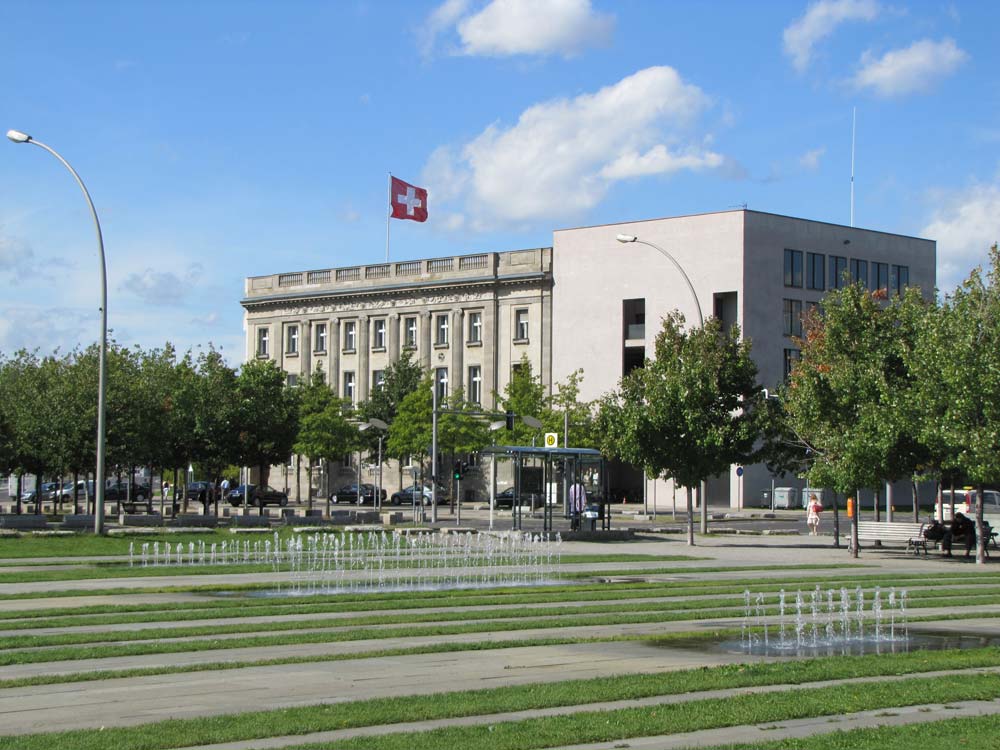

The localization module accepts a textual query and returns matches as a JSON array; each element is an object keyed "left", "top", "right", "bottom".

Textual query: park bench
[
  {"left": 850, "top": 521, "right": 928, "bottom": 555},
  {"left": 0, "top": 514, "right": 49, "bottom": 530}
]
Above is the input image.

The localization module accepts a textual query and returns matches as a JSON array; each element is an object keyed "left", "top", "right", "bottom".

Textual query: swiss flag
[{"left": 390, "top": 176, "right": 428, "bottom": 222}]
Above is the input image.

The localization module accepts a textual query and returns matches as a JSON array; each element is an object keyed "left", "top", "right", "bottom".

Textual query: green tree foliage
[
  {"left": 497, "top": 355, "right": 547, "bottom": 445},
  {"left": 356, "top": 350, "right": 424, "bottom": 461},
  {"left": 544, "top": 368, "right": 601, "bottom": 449},
  {"left": 233, "top": 359, "right": 299, "bottom": 486},
  {"left": 598, "top": 314, "right": 764, "bottom": 544},
  {"left": 386, "top": 378, "right": 433, "bottom": 470},
  {"left": 784, "top": 285, "right": 932, "bottom": 507},
  {"left": 294, "top": 371, "right": 358, "bottom": 508}
]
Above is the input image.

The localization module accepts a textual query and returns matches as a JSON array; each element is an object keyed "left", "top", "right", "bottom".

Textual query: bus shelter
[{"left": 480, "top": 446, "right": 607, "bottom": 532}]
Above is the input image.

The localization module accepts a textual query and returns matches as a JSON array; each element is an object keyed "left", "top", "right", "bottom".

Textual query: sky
[{"left": 2, "top": 0, "right": 998, "bottom": 364}]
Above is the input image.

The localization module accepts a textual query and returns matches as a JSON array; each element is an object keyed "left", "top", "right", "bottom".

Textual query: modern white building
[{"left": 242, "top": 209, "right": 935, "bottom": 507}]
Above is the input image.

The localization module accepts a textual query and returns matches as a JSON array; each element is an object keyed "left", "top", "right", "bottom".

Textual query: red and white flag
[{"left": 389, "top": 176, "right": 428, "bottom": 223}]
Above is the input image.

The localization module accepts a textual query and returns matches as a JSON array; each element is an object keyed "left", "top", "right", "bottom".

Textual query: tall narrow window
[
  {"left": 435, "top": 367, "right": 448, "bottom": 401},
  {"left": 468, "top": 365, "right": 482, "bottom": 404},
  {"left": 286, "top": 374, "right": 298, "bottom": 387},
  {"left": 372, "top": 369, "right": 385, "bottom": 391},
  {"left": 850, "top": 258, "right": 868, "bottom": 288},
  {"left": 828, "top": 255, "right": 847, "bottom": 289},
  {"left": 435, "top": 314, "right": 449, "bottom": 345},
  {"left": 343, "top": 371, "right": 355, "bottom": 402},
  {"left": 468, "top": 311, "right": 482, "bottom": 343},
  {"left": 315, "top": 323, "right": 327, "bottom": 352},
  {"left": 783, "top": 348, "right": 800, "bottom": 380},
  {"left": 515, "top": 309, "right": 529, "bottom": 341},
  {"left": 286, "top": 325, "right": 299, "bottom": 354},
  {"left": 874, "top": 262, "right": 889, "bottom": 294},
  {"left": 891, "top": 265, "right": 909, "bottom": 296},
  {"left": 344, "top": 321, "right": 356, "bottom": 351},
  {"left": 806, "top": 252, "right": 825, "bottom": 290},
  {"left": 404, "top": 317, "right": 417, "bottom": 347},
  {"left": 784, "top": 249, "right": 803, "bottom": 287},
  {"left": 257, "top": 328, "right": 269, "bottom": 357},
  {"left": 783, "top": 299, "right": 803, "bottom": 337},
  {"left": 372, "top": 318, "right": 386, "bottom": 349}
]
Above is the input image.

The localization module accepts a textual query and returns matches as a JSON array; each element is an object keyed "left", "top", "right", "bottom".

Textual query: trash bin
[
  {"left": 760, "top": 489, "right": 771, "bottom": 507},
  {"left": 773, "top": 487, "right": 796, "bottom": 509}
]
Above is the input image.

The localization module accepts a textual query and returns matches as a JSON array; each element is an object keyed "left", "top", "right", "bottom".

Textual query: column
[
  {"left": 483, "top": 300, "right": 498, "bottom": 409},
  {"left": 421, "top": 311, "right": 432, "bottom": 371},
  {"left": 301, "top": 319, "right": 312, "bottom": 381},
  {"left": 329, "top": 317, "right": 341, "bottom": 394},
  {"left": 358, "top": 315, "right": 370, "bottom": 400},
  {"left": 451, "top": 309, "right": 464, "bottom": 394},
  {"left": 388, "top": 313, "right": 400, "bottom": 363}
]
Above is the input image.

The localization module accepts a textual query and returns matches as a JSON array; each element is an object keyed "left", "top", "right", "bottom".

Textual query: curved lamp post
[
  {"left": 616, "top": 234, "right": 704, "bottom": 326},
  {"left": 7, "top": 130, "right": 108, "bottom": 534},
  {"left": 358, "top": 418, "right": 389, "bottom": 510}
]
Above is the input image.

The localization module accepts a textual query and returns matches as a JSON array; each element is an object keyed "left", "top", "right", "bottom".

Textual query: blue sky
[{"left": 2, "top": 0, "right": 998, "bottom": 362}]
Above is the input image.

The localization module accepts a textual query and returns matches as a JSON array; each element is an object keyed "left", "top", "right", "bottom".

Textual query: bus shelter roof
[{"left": 480, "top": 446, "right": 603, "bottom": 458}]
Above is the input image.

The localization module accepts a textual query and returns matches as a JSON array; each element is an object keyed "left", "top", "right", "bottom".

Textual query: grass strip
[
  {"left": 278, "top": 672, "right": 1000, "bottom": 750},
  {"left": 704, "top": 714, "right": 1000, "bottom": 750},
  {"left": 2, "top": 649, "right": 999, "bottom": 750},
  {"left": 7, "top": 588, "right": 1000, "bottom": 650}
]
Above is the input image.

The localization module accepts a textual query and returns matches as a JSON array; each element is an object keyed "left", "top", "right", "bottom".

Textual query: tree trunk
[
  {"left": 307, "top": 457, "right": 314, "bottom": 511},
  {"left": 831, "top": 492, "right": 840, "bottom": 548},
  {"left": 976, "top": 484, "right": 986, "bottom": 565},
  {"left": 295, "top": 454, "right": 301, "bottom": 505},
  {"left": 873, "top": 487, "right": 881, "bottom": 523},
  {"left": 15, "top": 473, "right": 22, "bottom": 515},
  {"left": 686, "top": 485, "right": 695, "bottom": 546},
  {"left": 699, "top": 480, "right": 708, "bottom": 534},
  {"left": 911, "top": 477, "right": 919, "bottom": 522}
]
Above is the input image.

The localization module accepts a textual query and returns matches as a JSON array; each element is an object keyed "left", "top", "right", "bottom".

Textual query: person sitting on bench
[{"left": 943, "top": 512, "right": 976, "bottom": 558}]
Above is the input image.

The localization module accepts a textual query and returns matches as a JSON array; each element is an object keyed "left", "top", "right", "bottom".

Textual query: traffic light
[
  {"left": 453, "top": 461, "right": 463, "bottom": 480},
  {"left": 505, "top": 410, "right": 515, "bottom": 430}
]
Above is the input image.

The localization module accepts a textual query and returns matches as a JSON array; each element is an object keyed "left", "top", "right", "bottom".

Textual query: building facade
[{"left": 243, "top": 210, "right": 936, "bottom": 507}]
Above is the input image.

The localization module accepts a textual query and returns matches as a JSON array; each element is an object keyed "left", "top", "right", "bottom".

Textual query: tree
[
  {"left": 387, "top": 377, "right": 434, "bottom": 479},
  {"left": 544, "top": 369, "right": 600, "bottom": 449},
  {"left": 909, "top": 245, "right": 1000, "bottom": 564},
  {"left": 598, "top": 314, "right": 764, "bottom": 545},
  {"left": 294, "top": 371, "right": 358, "bottom": 509},
  {"left": 233, "top": 359, "right": 299, "bottom": 487},
  {"left": 784, "top": 284, "right": 932, "bottom": 529},
  {"left": 496, "top": 355, "right": 547, "bottom": 445}
]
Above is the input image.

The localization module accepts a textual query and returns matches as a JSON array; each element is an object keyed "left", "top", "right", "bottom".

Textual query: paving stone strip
[{"left": 154, "top": 668, "right": 1000, "bottom": 750}]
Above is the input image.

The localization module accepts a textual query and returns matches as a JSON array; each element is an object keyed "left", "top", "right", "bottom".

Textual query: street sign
[
  {"left": 736, "top": 466, "right": 744, "bottom": 477},
  {"left": 544, "top": 433, "right": 558, "bottom": 448}
]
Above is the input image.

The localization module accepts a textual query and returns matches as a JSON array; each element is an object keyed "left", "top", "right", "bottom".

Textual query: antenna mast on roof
[{"left": 850, "top": 107, "right": 856, "bottom": 227}]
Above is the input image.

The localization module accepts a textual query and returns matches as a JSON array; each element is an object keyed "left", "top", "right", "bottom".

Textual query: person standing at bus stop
[{"left": 569, "top": 481, "right": 587, "bottom": 530}]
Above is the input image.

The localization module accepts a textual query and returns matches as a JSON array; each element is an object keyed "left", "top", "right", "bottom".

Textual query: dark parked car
[
  {"left": 227, "top": 484, "right": 288, "bottom": 507},
  {"left": 105, "top": 482, "right": 153, "bottom": 513},
  {"left": 389, "top": 485, "right": 448, "bottom": 506},
  {"left": 493, "top": 487, "right": 518, "bottom": 508},
  {"left": 185, "top": 481, "right": 214, "bottom": 507},
  {"left": 330, "top": 483, "right": 386, "bottom": 505}
]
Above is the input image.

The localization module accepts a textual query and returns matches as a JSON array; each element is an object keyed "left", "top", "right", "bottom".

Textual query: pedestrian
[
  {"left": 161, "top": 481, "right": 170, "bottom": 504},
  {"left": 221, "top": 477, "right": 230, "bottom": 504},
  {"left": 569, "top": 481, "right": 587, "bottom": 530},
  {"left": 944, "top": 511, "right": 976, "bottom": 558},
  {"left": 807, "top": 493, "right": 822, "bottom": 535}
]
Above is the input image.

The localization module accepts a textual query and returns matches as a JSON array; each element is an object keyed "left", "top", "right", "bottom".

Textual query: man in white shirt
[{"left": 569, "top": 482, "right": 587, "bottom": 530}]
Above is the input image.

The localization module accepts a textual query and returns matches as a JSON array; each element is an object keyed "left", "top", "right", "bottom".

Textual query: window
[
  {"left": 343, "top": 321, "right": 356, "bottom": 351},
  {"left": 828, "top": 255, "right": 847, "bottom": 289},
  {"left": 314, "top": 323, "right": 327, "bottom": 352},
  {"left": 783, "top": 299, "right": 802, "bottom": 337},
  {"left": 372, "top": 318, "right": 386, "bottom": 349},
  {"left": 515, "top": 309, "right": 529, "bottom": 341},
  {"left": 435, "top": 314, "right": 449, "bottom": 345},
  {"left": 874, "top": 262, "right": 889, "bottom": 294},
  {"left": 784, "top": 249, "right": 803, "bottom": 287},
  {"left": 850, "top": 258, "right": 868, "bottom": 288},
  {"left": 806, "top": 252, "right": 825, "bottom": 291},
  {"left": 343, "top": 371, "right": 355, "bottom": 402},
  {"left": 468, "top": 311, "right": 482, "bottom": 343},
  {"left": 286, "top": 373, "right": 298, "bottom": 387},
  {"left": 891, "top": 265, "right": 909, "bottom": 296},
  {"left": 435, "top": 367, "right": 448, "bottom": 400},
  {"left": 468, "top": 365, "right": 482, "bottom": 404},
  {"left": 286, "top": 325, "right": 298, "bottom": 354},
  {"left": 372, "top": 369, "right": 385, "bottom": 391},
  {"left": 783, "top": 348, "right": 800, "bottom": 380},
  {"left": 404, "top": 317, "right": 417, "bottom": 347},
  {"left": 256, "top": 328, "right": 269, "bottom": 357}
]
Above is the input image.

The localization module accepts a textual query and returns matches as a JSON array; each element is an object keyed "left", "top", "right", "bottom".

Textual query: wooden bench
[{"left": 851, "top": 521, "right": 928, "bottom": 555}]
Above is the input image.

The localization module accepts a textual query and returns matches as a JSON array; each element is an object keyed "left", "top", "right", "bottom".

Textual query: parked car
[
  {"left": 493, "top": 487, "right": 518, "bottom": 509},
  {"left": 227, "top": 484, "right": 288, "bottom": 507},
  {"left": 105, "top": 481, "right": 153, "bottom": 513},
  {"left": 939, "top": 489, "right": 1000, "bottom": 526},
  {"left": 330, "top": 483, "right": 386, "bottom": 505},
  {"left": 21, "top": 482, "right": 62, "bottom": 503},
  {"left": 389, "top": 485, "right": 448, "bottom": 506},
  {"left": 185, "top": 481, "right": 214, "bottom": 507}
]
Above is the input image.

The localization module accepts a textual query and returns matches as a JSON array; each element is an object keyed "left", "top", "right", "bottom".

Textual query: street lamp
[
  {"left": 616, "top": 234, "right": 704, "bottom": 327},
  {"left": 8, "top": 130, "right": 108, "bottom": 534},
  {"left": 358, "top": 418, "right": 389, "bottom": 510}
]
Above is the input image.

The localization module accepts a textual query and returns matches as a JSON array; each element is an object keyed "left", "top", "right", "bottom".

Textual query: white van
[{"left": 937, "top": 489, "right": 1000, "bottom": 526}]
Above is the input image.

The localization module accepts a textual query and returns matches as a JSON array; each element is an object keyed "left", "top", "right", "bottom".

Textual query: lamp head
[
  {"left": 6, "top": 130, "right": 31, "bottom": 143},
  {"left": 616, "top": 234, "right": 637, "bottom": 243}
]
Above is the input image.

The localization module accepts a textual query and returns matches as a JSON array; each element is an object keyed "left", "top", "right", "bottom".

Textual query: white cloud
[
  {"left": 0, "top": 305, "right": 91, "bottom": 355},
  {"left": 422, "top": 66, "right": 722, "bottom": 226},
  {"left": 119, "top": 264, "right": 205, "bottom": 306},
  {"left": 799, "top": 147, "right": 826, "bottom": 170},
  {"left": 921, "top": 182, "right": 1000, "bottom": 292},
  {"left": 0, "top": 231, "right": 36, "bottom": 279},
  {"left": 853, "top": 38, "right": 967, "bottom": 97},
  {"left": 783, "top": 0, "right": 879, "bottom": 72},
  {"left": 421, "top": 0, "right": 613, "bottom": 58}
]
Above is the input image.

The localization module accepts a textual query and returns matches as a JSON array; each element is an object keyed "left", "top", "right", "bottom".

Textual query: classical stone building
[{"left": 242, "top": 209, "right": 936, "bottom": 508}]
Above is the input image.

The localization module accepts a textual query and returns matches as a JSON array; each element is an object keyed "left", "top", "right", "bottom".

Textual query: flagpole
[{"left": 385, "top": 172, "right": 391, "bottom": 263}]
